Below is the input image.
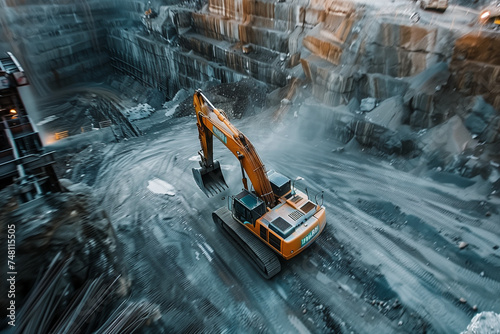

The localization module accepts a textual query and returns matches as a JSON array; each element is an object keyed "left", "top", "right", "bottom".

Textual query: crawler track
[{"left": 212, "top": 207, "right": 281, "bottom": 279}]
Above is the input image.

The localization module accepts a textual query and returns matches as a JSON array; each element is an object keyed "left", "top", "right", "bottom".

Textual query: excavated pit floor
[{"left": 54, "top": 107, "right": 500, "bottom": 333}]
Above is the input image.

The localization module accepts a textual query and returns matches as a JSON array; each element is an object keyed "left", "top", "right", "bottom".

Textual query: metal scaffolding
[{"left": 0, "top": 52, "right": 61, "bottom": 202}]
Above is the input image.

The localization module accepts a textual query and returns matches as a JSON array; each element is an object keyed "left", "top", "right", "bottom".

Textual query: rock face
[
  {"left": 404, "top": 62, "right": 451, "bottom": 129},
  {"left": 0, "top": 0, "right": 498, "bottom": 173},
  {"left": 301, "top": 10, "right": 455, "bottom": 108},
  {"left": 0, "top": 0, "right": 122, "bottom": 94},
  {"left": 106, "top": 26, "right": 275, "bottom": 98},
  {"left": 451, "top": 32, "right": 500, "bottom": 110},
  {"left": 1, "top": 0, "right": 498, "bottom": 110},
  {"left": 105, "top": 0, "right": 315, "bottom": 98},
  {"left": 362, "top": 23, "right": 447, "bottom": 77}
]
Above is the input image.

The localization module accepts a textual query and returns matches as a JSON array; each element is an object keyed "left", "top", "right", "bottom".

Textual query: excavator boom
[{"left": 192, "top": 90, "right": 275, "bottom": 206}]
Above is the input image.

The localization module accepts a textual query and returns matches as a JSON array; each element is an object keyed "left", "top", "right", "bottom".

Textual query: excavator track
[{"left": 212, "top": 207, "right": 281, "bottom": 279}]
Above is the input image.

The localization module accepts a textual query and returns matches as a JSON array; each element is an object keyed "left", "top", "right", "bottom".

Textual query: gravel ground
[{"left": 54, "top": 108, "right": 500, "bottom": 333}]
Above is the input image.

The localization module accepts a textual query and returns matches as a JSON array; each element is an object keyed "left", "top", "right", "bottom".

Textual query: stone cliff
[
  {"left": 0, "top": 1, "right": 123, "bottom": 93},
  {"left": 2, "top": 0, "right": 498, "bottom": 108},
  {"left": 0, "top": 0, "right": 498, "bottom": 174}
]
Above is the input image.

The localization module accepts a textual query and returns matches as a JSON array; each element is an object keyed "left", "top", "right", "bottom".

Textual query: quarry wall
[
  {"left": 0, "top": 0, "right": 498, "bottom": 169},
  {"left": 1, "top": 0, "right": 498, "bottom": 110}
]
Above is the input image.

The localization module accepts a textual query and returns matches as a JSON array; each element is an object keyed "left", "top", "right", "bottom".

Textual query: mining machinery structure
[
  {"left": 192, "top": 90, "right": 326, "bottom": 278},
  {"left": 0, "top": 51, "right": 60, "bottom": 201}
]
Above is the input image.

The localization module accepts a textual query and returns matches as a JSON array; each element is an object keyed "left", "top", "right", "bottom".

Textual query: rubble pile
[
  {"left": 0, "top": 180, "right": 127, "bottom": 315},
  {"left": 175, "top": 78, "right": 269, "bottom": 118}
]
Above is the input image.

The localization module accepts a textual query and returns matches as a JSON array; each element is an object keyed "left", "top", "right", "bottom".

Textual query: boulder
[
  {"left": 419, "top": 115, "right": 476, "bottom": 167},
  {"left": 404, "top": 62, "right": 451, "bottom": 126},
  {"left": 349, "top": 119, "right": 403, "bottom": 155},
  {"left": 461, "top": 312, "right": 500, "bottom": 334},
  {"left": 360, "top": 97, "right": 376, "bottom": 112},
  {"left": 464, "top": 96, "right": 500, "bottom": 143},
  {"left": 365, "top": 96, "right": 408, "bottom": 131}
]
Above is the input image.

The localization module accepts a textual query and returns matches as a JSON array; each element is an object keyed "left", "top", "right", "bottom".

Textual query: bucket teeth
[{"left": 192, "top": 160, "right": 228, "bottom": 197}]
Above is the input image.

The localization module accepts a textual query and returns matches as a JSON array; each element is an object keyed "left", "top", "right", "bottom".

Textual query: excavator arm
[{"left": 192, "top": 90, "right": 275, "bottom": 207}]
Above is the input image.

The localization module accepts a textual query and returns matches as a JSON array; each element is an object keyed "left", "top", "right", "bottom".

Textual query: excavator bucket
[{"left": 192, "top": 160, "right": 228, "bottom": 197}]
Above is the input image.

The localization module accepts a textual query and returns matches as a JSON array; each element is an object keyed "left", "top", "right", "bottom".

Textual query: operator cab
[
  {"left": 231, "top": 171, "right": 292, "bottom": 226},
  {"left": 232, "top": 189, "right": 266, "bottom": 226}
]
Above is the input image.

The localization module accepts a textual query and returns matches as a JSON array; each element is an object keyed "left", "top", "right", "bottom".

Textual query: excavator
[{"left": 192, "top": 90, "right": 326, "bottom": 278}]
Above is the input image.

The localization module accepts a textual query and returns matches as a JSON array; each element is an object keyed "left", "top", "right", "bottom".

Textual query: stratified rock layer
[{"left": 451, "top": 32, "right": 500, "bottom": 109}]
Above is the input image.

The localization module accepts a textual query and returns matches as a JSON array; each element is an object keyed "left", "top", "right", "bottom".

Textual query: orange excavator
[{"left": 192, "top": 90, "right": 326, "bottom": 278}]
